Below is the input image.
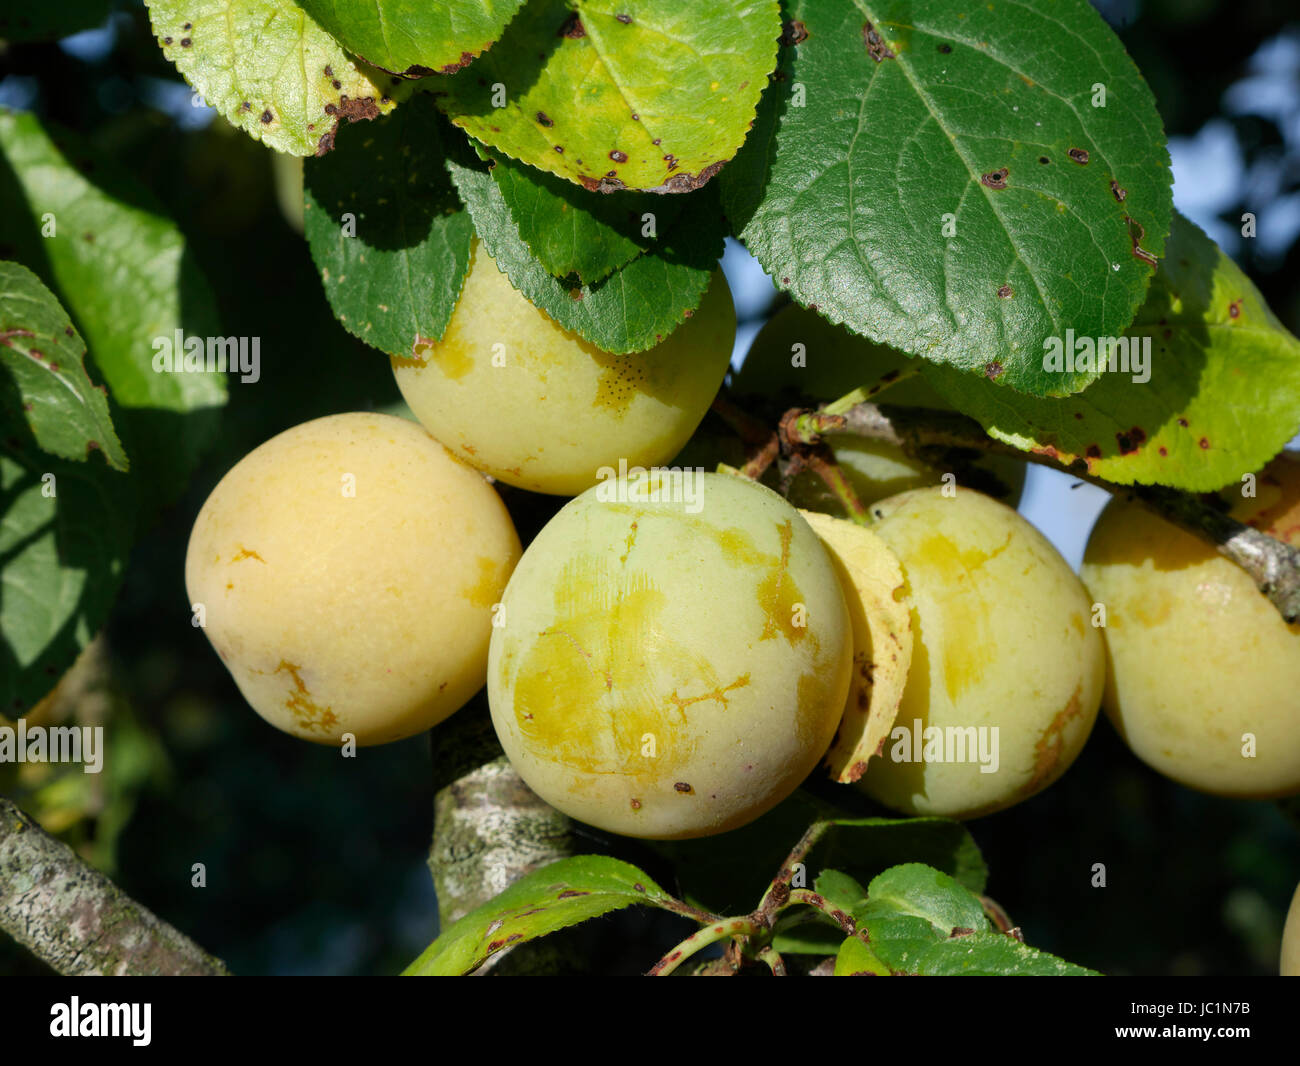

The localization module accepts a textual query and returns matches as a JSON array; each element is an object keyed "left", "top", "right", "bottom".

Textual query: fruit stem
[{"left": 823, "top": 365, "right": 924, "bottom": 416}]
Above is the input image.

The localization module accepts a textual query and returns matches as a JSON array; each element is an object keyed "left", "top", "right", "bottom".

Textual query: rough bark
[
  {"left": 427, "top": 699, "right": 586, "bottom": 973},
  {"left": 0, "top": 797, "right": 229, "bottom": 976}
]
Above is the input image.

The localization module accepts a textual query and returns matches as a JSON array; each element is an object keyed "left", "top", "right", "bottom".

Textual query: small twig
[
  {"left": 647, "top": 917, "right": 762, "bottom": 976},
  {"left": 754, "top": 819, "right": 833, "bottom": 925},
  {"left": 712, "top": 393, "right": 781, "bottom": 481},
  {"left": 980, "top": 894, "right": 1023, "bottom": 940}
]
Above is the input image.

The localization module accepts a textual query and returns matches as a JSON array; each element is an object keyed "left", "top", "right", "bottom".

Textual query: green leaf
[
  {"left": 304, "top": 96, "right": 475, "bottom": 357},
  {"left": 0, "top": 262, "right": 127, "bottom": 471},
  {"left": 651, "top": 795, "right": 987, "bottom": 915},
  {"left": 814, "top": 869, "right": 869, "bottom": 914},
  {"left": 833, "top": 935, "right": 890, "bottom": 975},
  {"left": 436, "top": 0, "right": 781, "bottom": 192},
  {"left": 724, "top": 0, "right": 1173, "bottom": 397},
  {"left": 817, "top": 815, "right": 989, "bottom": 896},
  {"left": 404, "top": 856, "right": 679, "bottom": 975},
  {"left": 483, "top": 146, "right": 686, "bottom": 285},
  {"left": 298, "top": 0, "right": 526, "bottom": 77},
  {"left": 144, "top": 0, "right": 403, "bottom": 157},
  {"left": 914, "top": 932, "right": 1099, "bottom": 975},
  {"left": 0, "top": 110, "right": 226, "bottom": 503},
  {"left": 0, "top": 452, "right": 132, "bottom": 713},
  {"left": 859, "top": 863, "right": 989, "bottom": 972},
  {"left": 924, "top": 212, "right": 1300, "bottom": 492},
  {"left": 447, "top": 153, "right": 727, "bottom": 353},
  {"left": 0, "top": 1, "right": 112, "bottom": 42}
]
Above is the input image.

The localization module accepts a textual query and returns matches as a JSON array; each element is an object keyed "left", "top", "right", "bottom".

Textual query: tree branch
[
  {"left": 0, "top": 796, "right": 229, "bottom": 975},
  {"left": 787, "top": 401, "right": 1300, "bottom": 624},
  {"left": 428, "top": 699, "right": 585, "bottom": 974}
]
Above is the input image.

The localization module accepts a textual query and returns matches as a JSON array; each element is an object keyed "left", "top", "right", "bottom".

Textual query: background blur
[{"left": 1, "top": 0, "right": 1298, "bottom": 975}]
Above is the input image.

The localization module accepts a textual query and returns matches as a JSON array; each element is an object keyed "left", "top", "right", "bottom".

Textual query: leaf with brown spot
[
  {"left": 144, "top": 0, "right": 403, "bottom": 156},
  {"left": 723, "top": 0, "right": 1173, "bottom": 398},
  {"left": 924, "top": 212, "right": 1300, "bottom": 492},
  {"left": 402, "top": 855, "right": 678, "bottom": 975},
  {"left": 303, "top": 95, "right": 474, "bottom": 355},
  {"left": 297, "top": 0, "right": 527, "bottom": 79},
  {"left": 435, "top": 0, "right": 780, "bottom": 192},
  {"left": 0, "top": 262, "right": 126, "bottom": 471}
]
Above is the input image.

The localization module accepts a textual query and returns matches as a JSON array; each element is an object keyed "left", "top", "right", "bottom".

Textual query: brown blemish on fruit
[
  {"left": 981, "top": 168, "right": 1008, "bottom": 189},
  {"left": 630, "top": 798, "right": 642, "bottom": 810},
  {"left": 619, "top": 521, "right": 639, "bottom": 565},
  {"left": 1022, "top": 687, "right": 1083, "bottom": 795},
  {"left": 230, "top": 547, "right": 266, "bottom": 563},
  {"left": 1068, "top": 147, "right": 1089, "bottom": 165},
  {"left": 674, "top": 782, "right": 693, "bottom": 794},
  {"left": 863, "top": 21, "right": 895, "bottom": 61},
  {"left": 275, "top": 660, "right": 338, "bottom": 733},
  {"left": 666, "top": 675, "right": 751, "bottom": 716}
]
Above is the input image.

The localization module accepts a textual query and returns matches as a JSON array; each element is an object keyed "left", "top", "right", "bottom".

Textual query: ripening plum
[
  {"left": 185, "top": 413, "right": 521, "bottom": 746},
  {"left": 392, "top": 240, "right": 736, "bottom": 496},
  {"left": 733, "top": 304, "right": 1025, "bottom": 511},
  {"left": 1080, "top": 452, "right": 1300, "bottom": 798},
  {"left": 487, "top": 471, "right": 853, "bottom": 839},
  {"left": 852, "top": 487, "right": 1104, "bottom": 819}
]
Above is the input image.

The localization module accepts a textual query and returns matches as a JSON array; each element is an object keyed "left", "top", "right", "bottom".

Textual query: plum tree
[
  {"left": 843, "top": 487, "right": 1104, "bottom": 819},
  {"left": 392, "top": 240, "right": 736, "bottom": 496},
  {"left": 1284, "top": 880, "right": 1300, "bottom": 976},
  {"left": 1080, "top": 453, "right": 1300, "bottom": 798},
  {"left": 486, "top": 471, "right": 852, "bottom": 839},
  {"left": 733, "top": 304, "right": 1026, "bottom": 513},
  {"left": 185, "top": 413, "right": 521, "bottom": 746}
]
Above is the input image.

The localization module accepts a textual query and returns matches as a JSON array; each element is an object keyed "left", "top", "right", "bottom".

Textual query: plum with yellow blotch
[
  {"left": 1080, "top": 452, "right": 1300, "bottom": 798},
  {"left": 733, "top": 304, "right": 1026, "bottom": 512},
  {"left": 185, "top": 413, "right": 521, "bottom": 746},
  {"left": 841, "top": 487, "right": 1104, "bottom": 819},
  {"left": 487, "top": 472, "right": 853, "bottom": 839},
  {"left": 1283, "top": 880, "right": 1300, "bottom": 976},
  {"left": 392, "top": 239, "right": 736, "bottom": 496}
]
